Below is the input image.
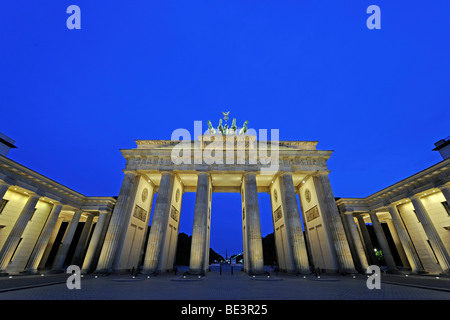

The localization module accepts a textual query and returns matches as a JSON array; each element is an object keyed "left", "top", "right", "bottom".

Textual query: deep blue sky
[{"left": 1, "top": 1, "right": 449, "bottom": 256}]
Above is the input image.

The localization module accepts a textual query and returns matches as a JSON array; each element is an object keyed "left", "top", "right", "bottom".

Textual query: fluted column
[
  {"left": 189, "top": 173, "right": 210, "bottom": 274},
  {"left": 24, "top": 203, "right": 63, "bottom": 273},
  {"left": 344, "top": 213, "right": 369, "bottom": 271},
  {"left": 439, "top": 183, "right": 450, "bottom": 205},
  {"left": 356, "top": 215, "right": 378, "bottom": 265},
  {"left": 71, "top": 213, "right": 94, "bottom": 266},
  {"left": 387, "top": 204, "right": 424, "bottom": 273},
  {"left": 279, "top": 173, "right": 310, "bottom": 273},
  {"left": 52, "top": 209, "right": 82, "bottom": 271},
  {"left": 243, "top": 173, "right": 264, "bottom": 275},
  {"left": 368, "top": 211, "right": 398, "bottom": 273},
  {"left": 95, "top": 172, "right": 139, "bottom": 273},
  {"left": 143, "top": 172, "right": 175, "bottom": 274},
  {"left": 81, "top": 211, "right": 109, "bottom": 273},
  {"left": 0, "top": 193, "right": 40, "bottom": 274},
  {"left": 410, "top": 195, "right": 450, "bottom": 274},
  {"left": 314, "top": 172, "right": 357, "bottom": 273},
  {"left": 0, "top": 183, "right": 10, "bottom": 202}
]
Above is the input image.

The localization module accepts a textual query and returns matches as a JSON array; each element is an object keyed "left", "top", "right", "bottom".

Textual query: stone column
[
  {"left": 39, "top": 218, "right": 63, "bottom": 269},
  {"left": 314, "top": 172, "right": 357, "bottom": 273},
  {"left": 356, "top": 215, "right": 378, "bottom": 266},
  {"left": 143, "top": 172, "right": 175, "bottom": 274},
  {"left": 386, "top": 219, "right": 410, "bottom": 269},
  {"left": 189, "top": 173, "right": 210, "bottom": 274},
  {"left": 368, "top": 211, "right": 399, "bottom": 273},
  {"left": 344, "top": 213, "right": 369, "bottom": 272},
  {"left": 410, "top": 195, "right": 450, "bottom": 274},
  {"left": 0, "top": 194, "right": 40, "bottom": 274},
  {"left": 387, "top": 204, "right": 424, "bottom": 273},
  {"left": 81, "top": 211, "right": 109, "bottom": 273},
  {"left": 71, "top": 213, "right": 94, "bottom": 266},
  {"left": 279, "top": 173, "right": 310, "bottom": 273},
  {"left": 95, "top": 172, "right": 139, "bottom": 273},
  {"left": 243, "top": 173, "right": 265, "bottom": 275},
  {"left": 0, "top": 182, "right": 10, "bottom": 202},
  {"left": 52, "top": 209, "right": 82, "bottom": 272},
  {"left": 439, "top": 183, "right": 450, "bottom": 205},
  {"left": 24, "top": 203, "right": 63, "bottom": 273}
]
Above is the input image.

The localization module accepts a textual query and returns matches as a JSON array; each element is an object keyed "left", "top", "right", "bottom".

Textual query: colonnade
[
  {"left": 94, "top": 170, "right": 357, "bottom": 276},
  {"left": 340, "top": 183, "right": 450, "bottom": 275},
  {"left": 0, "top": 180, "right": 114, "bottom": 275}
]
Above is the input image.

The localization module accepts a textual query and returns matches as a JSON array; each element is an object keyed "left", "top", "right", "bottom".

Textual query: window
[
  {"left": 0, "top": 199, "right": 8, "bottom": 214},
  {"left": 441, "top": 202, "right": 450, "bottom": 216}
]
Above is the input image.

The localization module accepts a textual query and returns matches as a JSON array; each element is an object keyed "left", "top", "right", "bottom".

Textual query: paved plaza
[{"left": 0, "top": 266, "right": 449, "bottom": 301}]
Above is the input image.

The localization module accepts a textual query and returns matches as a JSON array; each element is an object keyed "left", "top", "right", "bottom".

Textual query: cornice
[
  {"left": 337, "top": 158, "right": 450, "bottom": 212},
  {"left": 0, "top": 155, "right": 116, "bottom": 209}
]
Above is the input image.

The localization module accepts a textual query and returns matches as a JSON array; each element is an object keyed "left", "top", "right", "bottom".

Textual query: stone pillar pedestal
[
  {"left": 410, "top": 195, "right": 450, "bottom": 274},
  {"left": 0, "top": 194, "right": 40, "bottom": 274}
]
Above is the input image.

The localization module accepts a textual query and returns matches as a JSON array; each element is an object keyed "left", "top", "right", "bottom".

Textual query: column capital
[
  {"left": 409, "top": 193, "right": 424, "bottom": 202},
  {"left": 159, "top": 171, "right": 175, "bottom": 176},
  {"left": 242, "top": 171, "right": 259, "bottom": 177},
  {"left": 196, "top": 171, "right": 211, "bottom": 179},
  {"left": 437, "top": 182, "right": 450, "bottom": 191},
  {"left": 123, "top": 170, "right": 138, "bottom": 175},
  {"left": 278, "top": 171, "right": 294, "bottom": 177},
  {"left": 0, "top": 180, "right": 11, "bottom": 187},
  {"left": 387, "top": 202, "right": 398, "bottom": 209},
  {"left": 312, "top": 170, "right": 331, "bottom": 177},
  {"left": 97, "top": 209, "right": 112, "bottom": 215},
  {"left": 25, "top": 193, "right": 42, "bottom": 201}
]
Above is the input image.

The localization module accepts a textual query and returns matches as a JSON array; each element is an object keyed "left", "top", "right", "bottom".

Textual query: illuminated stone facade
[
  {"left": 0, "top": 153, "right": 115, "bottom": 275},
  {"left": 337, "top": 156, "right": 450, "bottom": 275},
  {"left": 93, "top": 134, "right": 356, "bottom": 275},
  {"left": 1, "top": 129, "right": 448, "bottom": 277}
]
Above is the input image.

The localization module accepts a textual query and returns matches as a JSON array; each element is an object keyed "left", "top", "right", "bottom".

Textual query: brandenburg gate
[{"left": 94, "top": 116, "right": 356, "bottom": 275}]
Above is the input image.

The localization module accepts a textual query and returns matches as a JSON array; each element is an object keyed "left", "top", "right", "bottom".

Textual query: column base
[
  {"left": 188, "top": 269, "right": 206, "bottom": 276},
  {"left": 141, "top": 269, "right": 159, "bottom": 276},
  {"left": 93, "top": 268, "right": 114, "bottom": 274},
  {"left": 20, "top": 269, "right": 40, "bottom": 275},
  {"left": 47, "top": 269, "right": 65, "bottom": 274}
]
